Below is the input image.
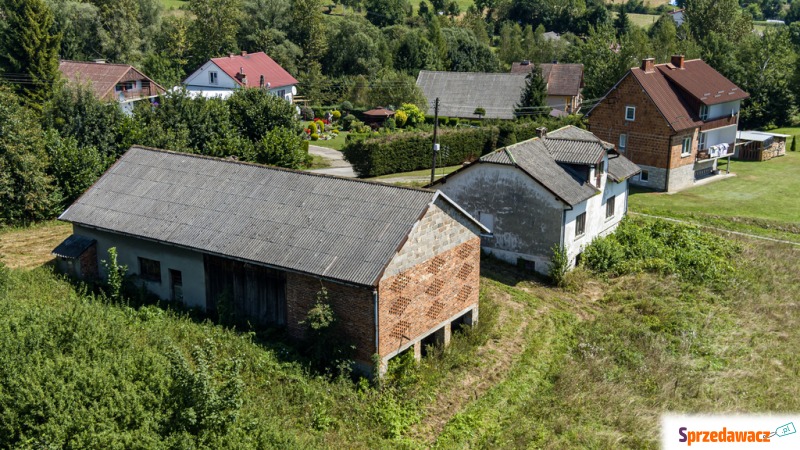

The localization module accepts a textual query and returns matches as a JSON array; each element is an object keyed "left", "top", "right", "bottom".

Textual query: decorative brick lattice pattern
[
  {"left": 425, "top": 278, "right": 445, "bottom": 296},
  {"left": 391, "top": 274, "right": 410, "bottom": 293},
  {"left": 457, "top": 263, "right": 474, "bottom": 281},
  {"left": 457, "top": 242, "right": 475, "bottom": 259},
  {"left": 426, "top": 301, "right": 445, "bottom": 319},
  {"left": 457, "top": 285, "right": 473, "bottom": 304},
  {"left": 427, "top": 255, "right": 446, "bottom": 274},
  {"left": 391, "top": 321, "right": 411, "bottom": 339},
  {"left": 389, "top": 297, "right": 412, "bottom": 315}
]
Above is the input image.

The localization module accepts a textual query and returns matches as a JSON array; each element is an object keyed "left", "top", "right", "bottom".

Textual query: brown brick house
[
  {"left": 587, "top": 56, "right": 749, "bottom": 192},
  {"left": 54, "top": 147, "right": 487, "bottom": 375}
]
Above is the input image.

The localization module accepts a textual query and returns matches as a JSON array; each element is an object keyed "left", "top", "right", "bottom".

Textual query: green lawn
[
  {"left": 628, "top": 13, "right": 660, "bottom": 29},
  {"left": 628, "top": 132, "right": 800, "bottom": 242},
  {"left": 310, "top": 131, "right": 349, "bottom": 151}
]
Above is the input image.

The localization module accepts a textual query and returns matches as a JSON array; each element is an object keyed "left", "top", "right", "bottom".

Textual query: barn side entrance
[{"left": 204, "top": 254, "right": 287, "bottom": 326}]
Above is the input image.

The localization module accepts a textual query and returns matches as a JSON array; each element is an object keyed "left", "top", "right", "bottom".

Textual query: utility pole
[{"left": 431, "top": 97, "right": 440, "bottom": 184}]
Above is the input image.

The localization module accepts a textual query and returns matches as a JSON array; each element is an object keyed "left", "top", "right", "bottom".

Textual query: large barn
[{"left": 54, "top": 147, "right": 487, "bottom": 374}]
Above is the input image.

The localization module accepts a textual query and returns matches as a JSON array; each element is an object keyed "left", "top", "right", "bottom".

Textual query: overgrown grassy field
[
  {"left": 629, "top": 140, "right": 800, "bottom": 243},
  {"left": 2, "top": 217, "right": 799, "bottom": 447}
]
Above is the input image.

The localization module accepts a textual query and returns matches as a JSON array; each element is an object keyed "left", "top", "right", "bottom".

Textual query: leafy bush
[
  {"left": 448, "top": 117, "right": 460, "bottom": 127},
  {"left": 397, "top": 103, "right": 425, "bottom": 127},
  {"left": 582, "top": 217, "right": 739, "bottom": 284},
  {"left": 473, "top": 107, "right": 486, "bottom": 117},
  {"left": 339, "top": 100, "right": 353, "bottom": 112},
  {"left": 332, "top": 110, "right": 341, "bottom": 121},
  {"left": 300, "top": 106, "right": 315, "bottom": 120},
  {"left": 45, "top": 131, "right": 111, "bottom": 206},
  {"left": 438, "top": 116, "right": 449, "bottom": 126},
  {"left": 315, "top": 119, "right": 325, "bottom": 133},
  {"left": 309, "top": 121, "right": 318, "bottom": 134},
  {"left": 102, "top": 247, "right": 127, "bottom": 302},
  {"left": 548, "top": 244, "right": 570, "bottom": 287},
  {"left": 341, "top": 114, "right": 357, "bottom": 131},
  {"left": 384, "top": 117, "right": 397, "bottom": 131},
  {"left": 255, "top": 127, "right": 308, "bottom": 169},
  {"left": 394, "top": 110, "right": 408, "bottom": 127},
  {"left": 311, "top": 133, "right": 319, "bottom": 141},
  {"left": 301, "top": 288, "right": 354, "bottom": 375}
]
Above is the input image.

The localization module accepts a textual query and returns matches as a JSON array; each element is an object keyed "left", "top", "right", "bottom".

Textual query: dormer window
[
  {"left": 700, "top": 104, "right": 709, "bottom": 121},
  {"left": 625, "top": 106, "right": 635, "bottom": 121},
  {"left": 209, "top": 71, "right": 218, "bottom": 85}
]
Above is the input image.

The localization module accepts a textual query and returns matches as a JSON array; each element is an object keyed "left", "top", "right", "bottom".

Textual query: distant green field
[
  {"left": 628, "top": 12, "right": 660, "bottom": 29},
  {"left": 629, "top": 131, "right": 800, "bottom": 242},
  {"left": 159, "top": 0, "right": 187, "bottom": 10}
]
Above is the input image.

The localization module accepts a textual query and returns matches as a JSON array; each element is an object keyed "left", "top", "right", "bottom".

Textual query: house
[
  {"left": 510, "top": 62, "right": 584, "bottom": 114},
  {"left": 735, "top": 130, "right": 789, "bottom": 161},
  {"left": 58, "top": 60, "right": 166, "bottom": 114},
  {"left": 415, "top": 64, "right": 583, "bottom": 120},
  {"left": 668, "top": 9, "right": 684, "bottom": 27},
  {"left": 53, "top": 147, "right": 487, "bottom": 374},
  {"left": 428, "top": 126, "right": 640, "bottom": 272},
  {"left": 183, "top": 51, "right": 298, "bottom": 102},
  {"left": 587, "top": 56, "right": 749, "bottom": 192}
]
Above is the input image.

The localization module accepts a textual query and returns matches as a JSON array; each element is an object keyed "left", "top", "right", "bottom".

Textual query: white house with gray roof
[
  {"left": 429, "top": 126, "right": 640, "bottom": 273},
  {"left": 54, "top": 146, "right": 489, "bottom": 375}
]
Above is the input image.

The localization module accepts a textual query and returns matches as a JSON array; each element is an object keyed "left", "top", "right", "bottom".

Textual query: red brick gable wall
[
  {"left": 589, "top": 73, "right": 675, "bottom": 169},
  {"left": 284, "top": 273, "right": 376, "bottom": 362},
  {"left": 378, "top": 237, "right": 480, "bottom": 357}
]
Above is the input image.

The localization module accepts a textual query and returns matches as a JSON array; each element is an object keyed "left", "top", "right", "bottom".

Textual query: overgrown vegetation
[
  {"left": 0, "top": 218, "right": 798, "bottom": 446},
  {"left": 582, "top": 217, "right": 739, "bottom": 283}
]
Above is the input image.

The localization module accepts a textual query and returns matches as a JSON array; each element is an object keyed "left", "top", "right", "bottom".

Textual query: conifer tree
[
  {"left": 0, "top": 0, "right": 61, "bottom": 108},
  {"left": 516, "top": 64, "right": 547, "bottom": 118}
]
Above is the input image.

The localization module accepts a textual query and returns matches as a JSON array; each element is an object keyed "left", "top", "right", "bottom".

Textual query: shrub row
[{"left": 342, "top": 116, "right": 583, "bottom": 177}]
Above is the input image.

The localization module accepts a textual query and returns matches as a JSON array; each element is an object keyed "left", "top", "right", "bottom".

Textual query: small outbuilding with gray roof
[
  {"left": 54, "top": 146, "right": 488, "bottom": 374},
  {"left": 429, "top": 126, "right": 639, "bottom": 273}
]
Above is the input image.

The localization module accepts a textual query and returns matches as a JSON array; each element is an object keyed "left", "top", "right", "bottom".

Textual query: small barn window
[
  {"left": 606, "top": 196, "right": 616, "bottom": 219},
  {"left": 575, "top": 212, "right": 586, "bottom": 238},
  {"left": 625, "top": 106, "right": 635, "bottom": 121},
  {"left": 139, "top": 257, "right": 161, "bottom": 282},
  {"left": 209, "top": 71, "right": 218, "bottom": 85},
  {"left": 640, "top": 170, "right": 649, "bottom": 182}
]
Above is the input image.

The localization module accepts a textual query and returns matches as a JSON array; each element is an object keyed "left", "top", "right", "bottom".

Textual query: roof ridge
[
  {"left": 127, "top": 146, "right": 435, "bottom": 195},
  {"left": 60, "top": 60, "right": 133, "bottom": 68}
]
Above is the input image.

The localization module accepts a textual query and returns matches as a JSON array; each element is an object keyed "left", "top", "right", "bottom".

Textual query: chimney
[
  {"left": 641, "top": 58, "right": 655, "bottom": 73},
  {"left": 229, "top": 53, "right": 234, "bottom": 58},
  {"left": 236, "top": 67, "right": 247, "bottom": 85},
  {"left": 536, "top": 127, "right": 548, "bottom": 138},
  {"left": 241, "top": 51, "right": 248, "bottom": 56},
  {"left": 521, "top": 60, "right": 530, "bottom": 66},
  {"left": 670, "top": 54, "right": 685, "bottom": 69}
]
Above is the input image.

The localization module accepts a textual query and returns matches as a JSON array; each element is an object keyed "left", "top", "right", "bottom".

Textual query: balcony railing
[
  {"left": 116, "top": 85, "right": 158, "bottom": 101},
  {"left": 696, "top": 142, "right": 736, "bottom": 161}
]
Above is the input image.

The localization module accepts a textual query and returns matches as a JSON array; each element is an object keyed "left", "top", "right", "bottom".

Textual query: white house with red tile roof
[{"left": 183, "top": 51, "right": 299, "bottom": 102}]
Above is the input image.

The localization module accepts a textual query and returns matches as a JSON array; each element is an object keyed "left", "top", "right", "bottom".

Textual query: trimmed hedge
[
  {"left": 343, "top": 127, "right": 499, "bottom": 177},
  {"left": 342, "top": 116, "right": 586, "bottom": 177}
]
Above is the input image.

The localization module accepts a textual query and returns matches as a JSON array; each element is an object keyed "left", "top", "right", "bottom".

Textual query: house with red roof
[
  {"left": 59, "top": 60, "right": 166, "bottom": 114},
  {"left": 182, "top": 51, "right": 299, "bottom": 102},
  {"left": 587, "top": 56, "right": 749, "bottom": 192}
]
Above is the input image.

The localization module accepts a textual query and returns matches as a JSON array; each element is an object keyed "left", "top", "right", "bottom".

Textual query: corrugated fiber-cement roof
[
  {"left": 416, "top": 71, "right": 528, "bottom": 119},
  {"left": 59, "top": 147, "right": 440, "bottom": 286}
]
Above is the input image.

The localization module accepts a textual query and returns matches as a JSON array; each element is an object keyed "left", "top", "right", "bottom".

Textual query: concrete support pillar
[
  {"left": 413, "top": 341, "right": 422, "bottom": 361},
  {"left": 443, "top": 322, "right": 451, "bottom": 346},
  {"left": 466, "top": 306, "right": 479, "bottom": 326}
]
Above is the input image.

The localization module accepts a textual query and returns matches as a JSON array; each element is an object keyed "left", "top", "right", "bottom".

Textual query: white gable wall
[{"left": 184, "top": 61, "right": 239, "bottom": 90}]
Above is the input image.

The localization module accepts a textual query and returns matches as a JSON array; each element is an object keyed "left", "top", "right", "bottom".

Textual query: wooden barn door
[{"left": 204, "top": 255, "right": 286, "bottom": 326}]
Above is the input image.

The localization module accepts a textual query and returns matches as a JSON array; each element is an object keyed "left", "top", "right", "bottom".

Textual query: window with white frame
[
  {"left": 698, "top": 132, "right": 707, "bottom": 150},
  {"left": 209, "top": 71, "right": 218, "bottom": 85},
  {"left": 681, "top": 136, "right": 692, "bottom": 156},
  {"left": 699, "top": 104, "right": 709, "bottom": 120},
  {"left": 625, "top": 106, "right": 635, "bottom": 121},
  {"left": 575, "top": 212, "right": 586, "bottom": 238},
  {"left": 618, "top": 133, "right": 627, "bottom": 152},
  {"left": 606, "top": 196, "right": 616, "bottom": 219}
]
